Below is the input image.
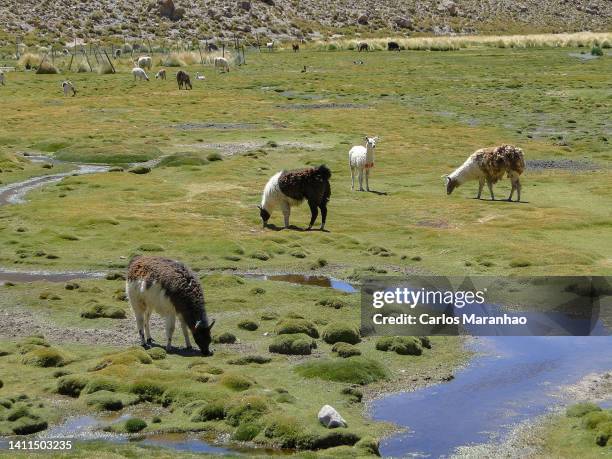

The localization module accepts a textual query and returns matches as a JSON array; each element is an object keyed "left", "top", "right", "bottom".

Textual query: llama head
[
  {"left": 365, "top": 136, "right": 378, "bottom": 149},
  {"left": 193, "top": 319, "right": 215, "bottom": 356},
  {"left": 258, "top": 205, "right": 271, "bottom": 227},
  {"left": 444, "top": 175, "right": 459, "bottom": 195}
]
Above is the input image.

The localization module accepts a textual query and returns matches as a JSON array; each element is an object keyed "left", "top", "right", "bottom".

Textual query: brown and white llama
[
  {"left": 126, "top": 255, "right": 215, "bottom": 355},
  {"left": 258, "top": 165, "right": 331, "bottom": 230},
  {"left": 444, "top": 145, "right": 525, "bottom": 201}
]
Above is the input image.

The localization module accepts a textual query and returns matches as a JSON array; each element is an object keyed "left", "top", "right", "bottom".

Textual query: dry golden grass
[{"left": 313, "top": 32, "right": 612, "bottom": 52}]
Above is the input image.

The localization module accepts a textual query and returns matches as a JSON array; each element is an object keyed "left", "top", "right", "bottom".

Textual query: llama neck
[
  {"left": 450, "top": 157, "right": 480, "bottom": 184},
  {"left": 365, "top": 144, "right": 375, "bottom": 162}
]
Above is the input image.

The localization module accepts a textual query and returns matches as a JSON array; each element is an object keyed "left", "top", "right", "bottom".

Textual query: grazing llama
[
  {"left": 388, "top": 41, "right": 400, "bottom": 51},
  {"left": 259, "top": 165, "right": 331, "bottom": 230},
  {"left": 176, "top": 70, "right": 192, "bottom": 89},
  {"left": 132, "top": 67, "right": 149, "bottom": 81},
  {"left": 126, "top": 255, "right": 215, "bottom": 355},
  {"left": 155, "top": 69, "right": 167, "bottom": 80},
  {"left": 444, "top": 144, "right": 525, "bottom": 202},
  {"left": 0, "top": 70, "right": 4, "bottom": 86},
  {"left": 214, "top": 57, "right": 229, "bottom": 72},
  {"left": 292, "top": 43, "right": 300, "bottom": 52},
  {"left": 266, "top": 41, "right": 274, "bottom": 51},
  {"left": 196, "top": 72, "right": 206, "bottom": 80},
  {"left": 349, "top": 136, "right": 379, "bottom": 191},
  {"left": 137, "top": 56, "right": 152, "bottom": 70},
  {"left": 61, "top": 80, "right": 76, "bottom": 96},
  {"left": 358, "top": 42, "right": 369, "bottom": 52}
]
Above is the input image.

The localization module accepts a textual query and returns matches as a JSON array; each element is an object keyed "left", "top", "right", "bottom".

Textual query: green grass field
[{"left": 0, "top": 45, "right": 610, "bottom": 456}]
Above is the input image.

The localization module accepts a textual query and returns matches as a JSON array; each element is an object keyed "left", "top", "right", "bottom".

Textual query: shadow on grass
[{"left": 265, "top": 224, "right": 330, "bottom": 232}]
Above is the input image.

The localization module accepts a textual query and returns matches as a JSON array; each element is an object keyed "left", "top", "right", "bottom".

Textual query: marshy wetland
[{"left": 0, "top": 42, "right": 611, "bottom": 457}]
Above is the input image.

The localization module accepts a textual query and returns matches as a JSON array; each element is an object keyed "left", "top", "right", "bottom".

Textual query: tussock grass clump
[
  {"left": 159, "top": 153, "right": 209, "bottom": 167},
  {"left": 83, "top": 377, "right": 120, "bottom": 394},
  {"left": 269, "top": 334, "right": 316, "bottom": 355},
  {"left": 261, "top": 311, "right": 279, "bottom": 321},
  {"left": 137, "top": 243, "right": 164, "bottom": 252},
  {"left": 124, "top": 418, "right": 147, "bottom": 433},
  {"left": 219, "top": 373, "right": 252, "bottom": 391},
  {"left": 322, "top": 323, "right": 360, "bottom": 345},
  {"left": 226, "top": 395, "right": 269, "bottom": 426},
  {"left": 6, "top": 405, "right": 30, "bottom": 422},
  {"left": 81, "top": 303, "right": 126, "bottom": 319},
  {"left": 228, "top": 355, "right": 271, "bottom": 365},
  {"left": 356, "top": 436, "right": 380, "bottom": 455},
  {"left": 36, "top": 62, "right": 59, "bottom": 74},
  {"left": 237, "top": 319, "right": 259, "bottom": 331},
  {"left": 341, "top": 386, "right": 363, "bottom": 403},
  {"left": 232, "top": 423, "right": 261, "bottom": 441},
  {"left": 263, "top": 414, "right": 303, "bottom": 448},
  {"left": 332, "top": 342, "right": 361, "bottom": 358},
  {"left": 21, "top": 346, "right": 69, "bottom": 367},
  {"left": 207, "top": 152, "right": 223, "bottom": 162},
  {"left": 190, "top": 401, "right": 226, "bottom": 422},
  {"left": 317, "top": 298, "right": 349, "bottom": 309},
  {"left": 275, "top": 318, "right": 319, "bottom": 338},
  {"left": 583, "top": 411, "right": 612, "bottom": 430},
  {"left": 129, "top": 166, "right": 151, "bottom": 174},
  {"left": 591, "top": 46, "right": 604, "bottom": 56},
  {"left": 96, "top": 63, "right": 114, "bottom": 75},
  {"left": 376, "top": 336, "right": 423, "bottom": 355},
  {"left": 12, "top": 417, "right": 48, "bottom": 435},
  {"left": 18, "top": 53, "right": 41, "bottom": 68},
  {"left": 295, "top": 357, "right": 389, "bottom": 385},
  {"left": 56, "top": 374, "right": 89, "bottom": 397},
  {"left": 91, "top": 347, "right": 153, "bottom": 371},
  {"left": 146, "top": 347, "right": 167, "bottom": 360},
  {"left": 84, "top": 391, "right": 124, "bottom": 411},
  {"left": 566, "top": 402, "right": 602, "bottom": 417},
  {"left": 129, "top": 379, "right": 167, "bottom": 402},
  {"left": 596, "top": 422, "right": 612, "bottom": 446},
  {"left": 214, "top": 332, "right": 237, "bottom": 344},
  {"left": 77, "top": 61, "right": 91, "bottom": 73}
]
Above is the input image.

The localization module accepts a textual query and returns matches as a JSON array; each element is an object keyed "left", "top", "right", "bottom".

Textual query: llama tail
[{"left": 315, "top": 164, "right": 332, "bottom": 180}]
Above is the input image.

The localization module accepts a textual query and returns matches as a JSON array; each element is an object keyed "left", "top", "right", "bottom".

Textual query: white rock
[{"left": 318, "top": 405, "right": 347, "bottom": 428}]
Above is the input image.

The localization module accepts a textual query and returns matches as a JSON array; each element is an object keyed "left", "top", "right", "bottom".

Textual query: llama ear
[
  {"left": 207, "top": 319, "right": 216, "bottom": 330},
  {"left": 257, "top": 205, "right": 262, "bottom": 210}
]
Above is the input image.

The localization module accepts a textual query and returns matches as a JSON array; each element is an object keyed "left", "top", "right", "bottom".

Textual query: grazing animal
[
  {"left": 132, "top": 67, "right": 149, "bottom": 81},
  {"left": 155, "top": 68, "right": 166, "bottom": 80},
  {"left": 301, "top": 65, "right": 307, "bottom": 73},
  {"left": 353, "top": 60, "right": 364, "bottom": 65},
  {"left": 444, "top": 145, "right": 525, "bottom": 202},
  {"left": 259, "top": 165, "right": 331, "bottom": 231},
  {"left": 292, "top": 43, "right": 300, "bottom": 52},
  {"left": 214, "top": 56, "right": 230, "bottom": 72},
  {"left": 349, "top": 136, "right": 379, "bottom": 191},
  {"left": 0, "top": 70, "right": 4, "bottom": 86},
  {"left": 114, "top": 49, "right": 122, "bottom": 58},
  {"left": 137, "top": 55, "right": 152, "bottom": 70},
  {"left": 176, "top": 70, "right": 192, "bottom": 89},
  {"left": 388, "top": 41, "right": 400, "bottom": 51},
  {"left": 358, "top": 42, "right": 369, "bottom": 52},
  {"left": 196, "top": 72, "right": 206, "bottom": 80},
  {"left": 206, "top": 43, "right": 219, "bottom": 52},
  {"left": 266, "top": 41, "right": 274, "bottom": 51},
  {"left": 61, "top": 80, "right": 76, "bottom": 96},
  {"left": 126, "top": 255, "right": 215, "bottom": 355}
]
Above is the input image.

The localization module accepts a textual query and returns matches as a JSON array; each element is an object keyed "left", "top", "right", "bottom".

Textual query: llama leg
[
  {"left": 358, "top": 169, "right": 364, "bottom": 191},
  {"left": 281, "top": 201, "right": 291, "bottom": 228},
  {"left": 487, "top": 179, "right": 495, "bottom": 201},
  {"left": 307, "top": 201, "right": 318, "bottom": 230},
  {"left": 477, "top": 178, "right": 484, "bottom": 199},
  {"left": 320, "top": 204, "right": 328, "bottom": 231},
  {"left": 350, "top": 167, "right": 355, "bottom": 191},
  {"left": 165, "top": 315, "right": 176, "bottom": 351},
  {"left": 179, "top": 317, "right": 192, "bottom": 350},
  {"left": 516, "top": 179, "right": 522, "bottom": 202},
  {"left": 134, "top": 308, "right": 148, "bottom": 348},
  {"left": 144, "top": 309, "right": 153, "bottom": 344},
  {"left": 365, "top": 169, "right": 370, "bottom": 192}
]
